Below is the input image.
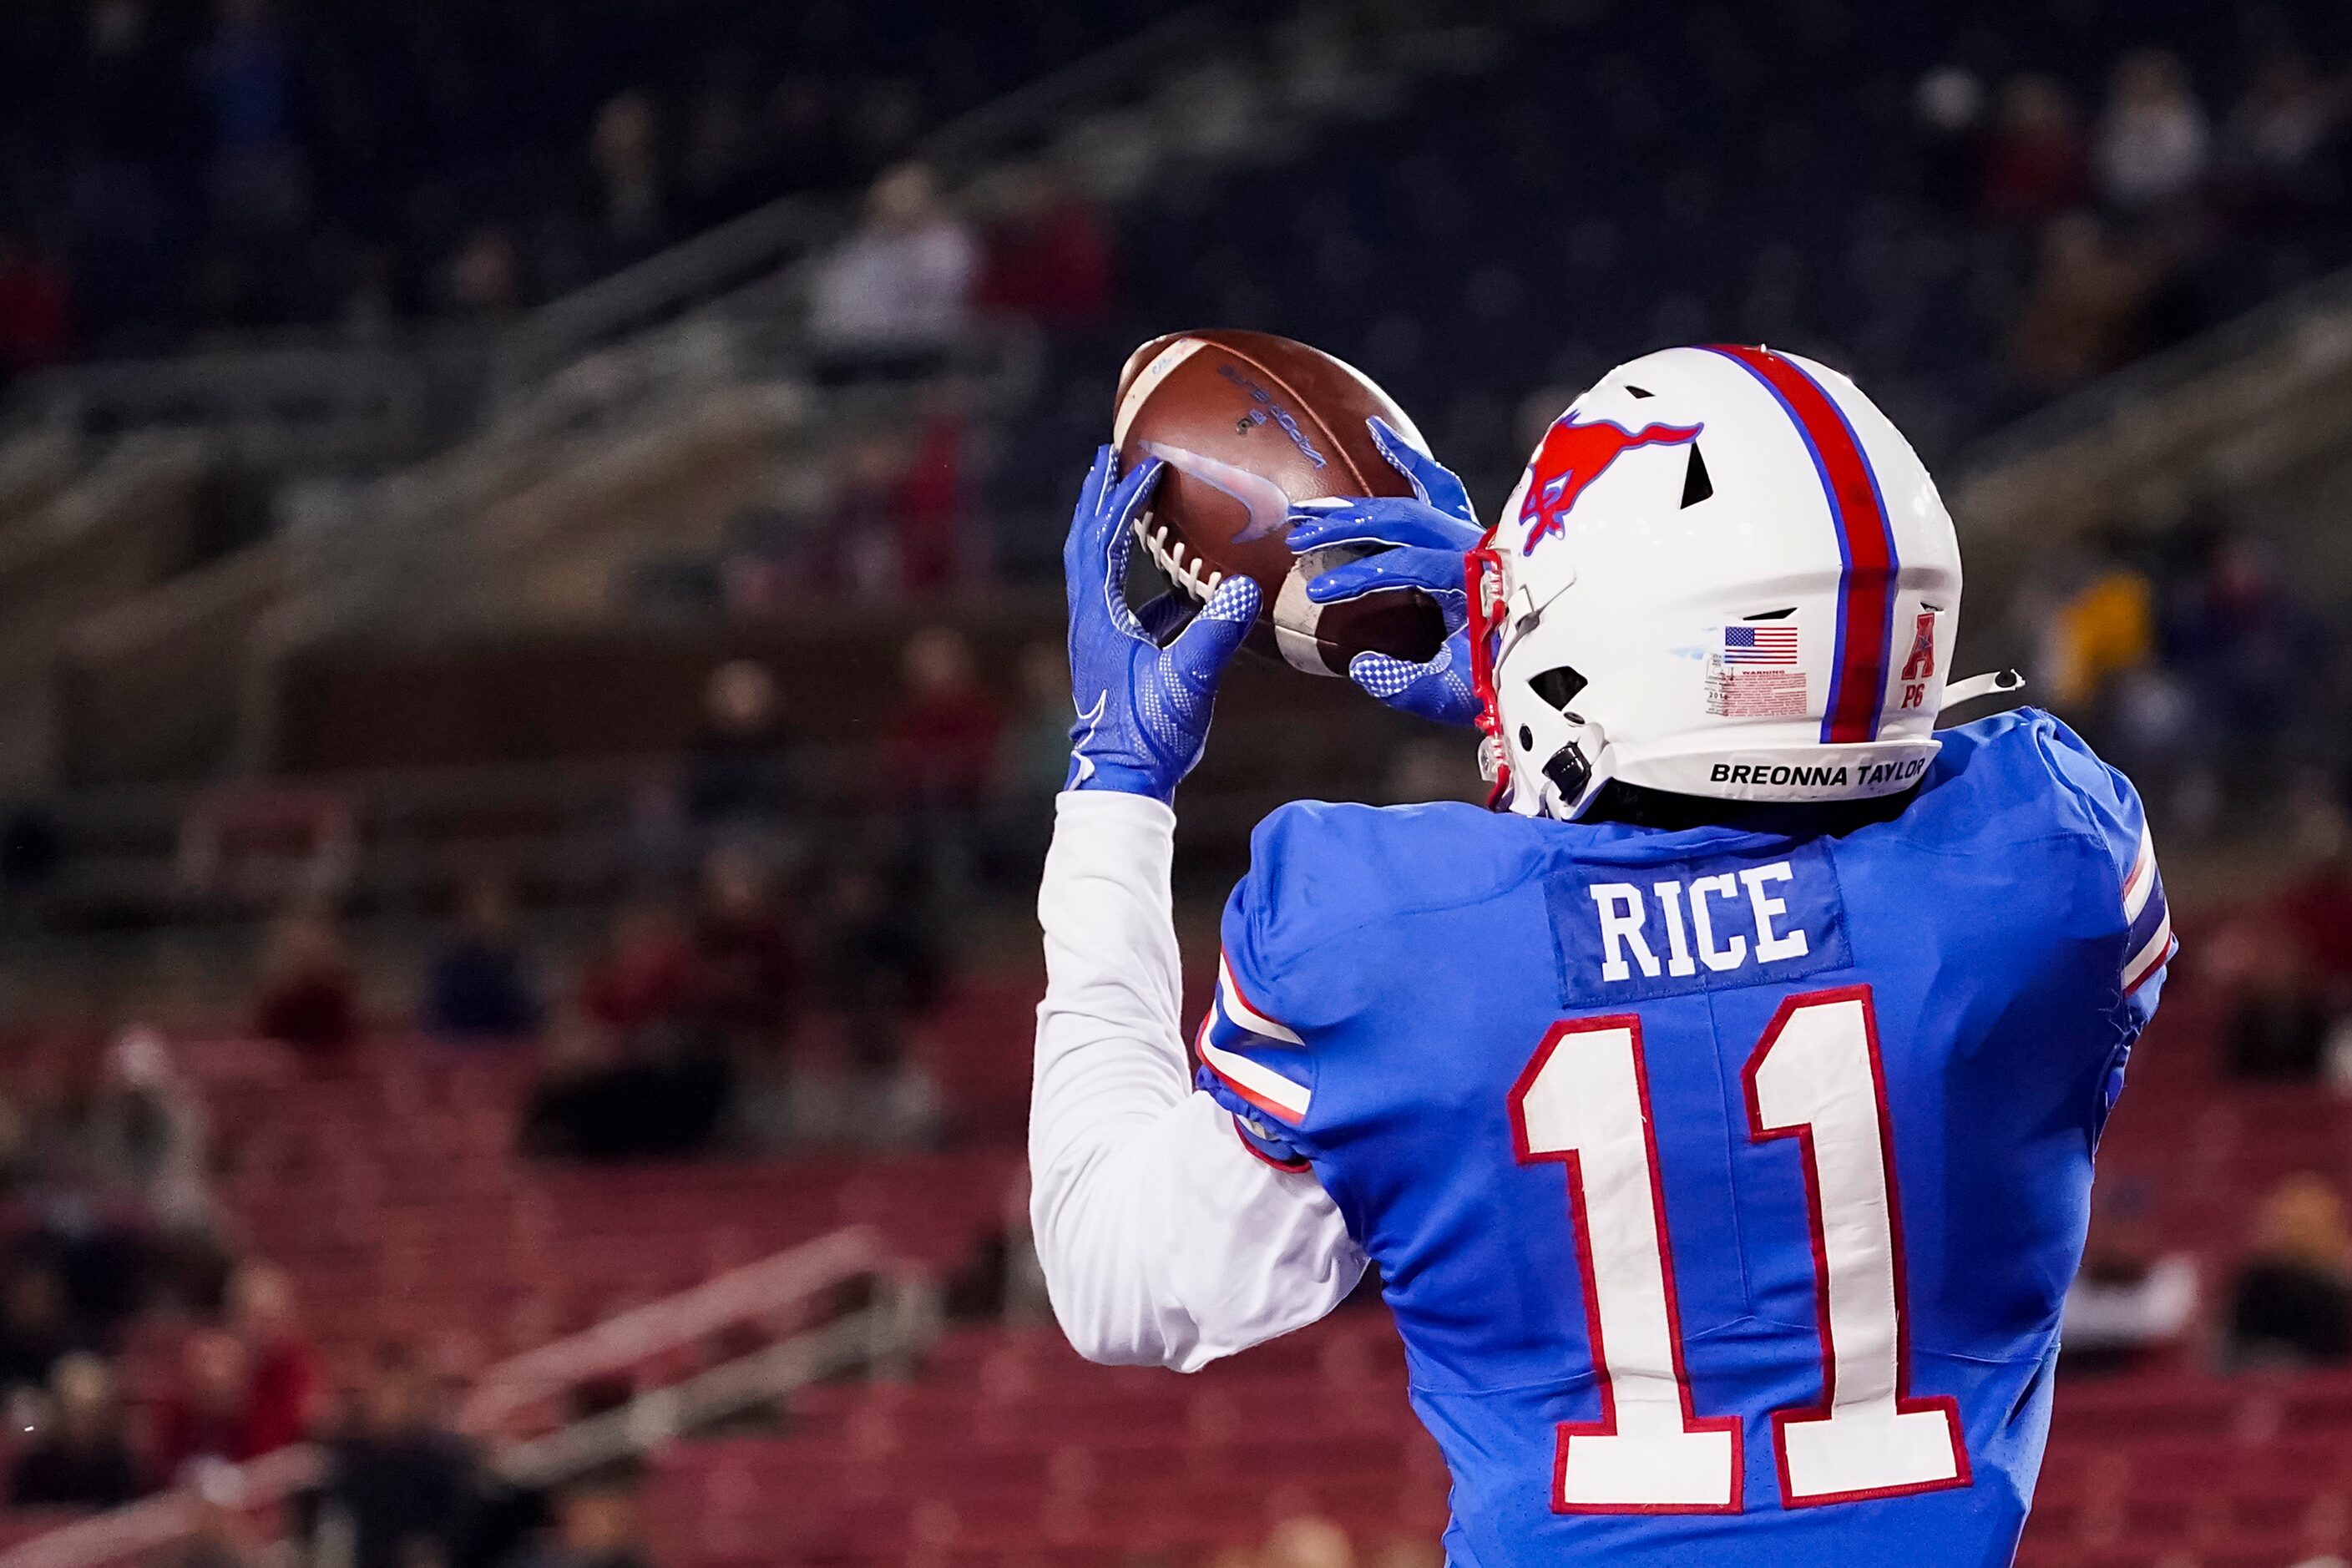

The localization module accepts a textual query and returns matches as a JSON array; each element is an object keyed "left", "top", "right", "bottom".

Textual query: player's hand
[
  {"left": 1063, "top": 445, "right": 1262, "bottom": 803},
  {"left": 1291, "top": 417, "right": 1483, "bottom": 728}
]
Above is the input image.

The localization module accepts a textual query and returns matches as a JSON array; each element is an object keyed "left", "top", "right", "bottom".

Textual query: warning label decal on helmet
[
  {"left": 1707, "top": 668, "right": 1808, "bottom": 718},
  {"left": 1707, "top": 622, "right": 1807, "bottom": 717}
]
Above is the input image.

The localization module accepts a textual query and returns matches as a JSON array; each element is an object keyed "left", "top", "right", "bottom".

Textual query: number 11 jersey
[{"left": 1193, "top": 708, "right": 2172, "bottom": 1568}]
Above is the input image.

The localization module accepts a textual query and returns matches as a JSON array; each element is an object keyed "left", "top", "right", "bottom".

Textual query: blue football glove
[
  {"left": 1063, "top": 445, "right": 1262, "bottom": 803},
  {"left": 1291, "top": 417, "right": 1483, "bottom": 727}
]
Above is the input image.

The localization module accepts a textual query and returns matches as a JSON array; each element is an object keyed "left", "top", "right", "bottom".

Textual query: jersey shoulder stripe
[
  {"left": 1196, "top": 952, "right": 1313, "bottom": 1125},
  {"left": 2120, "top": 822, "right": 2173, "bottom": 996}
]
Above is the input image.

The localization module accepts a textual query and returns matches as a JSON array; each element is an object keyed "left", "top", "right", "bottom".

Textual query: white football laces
[{"left": 1131, "top": 511, "right": 1226, "bottom": 604}]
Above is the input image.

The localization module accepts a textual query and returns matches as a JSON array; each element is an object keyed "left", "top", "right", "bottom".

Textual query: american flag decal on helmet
[{"left": 1722, "top": 625, "right": 1799, "bottom": 665}]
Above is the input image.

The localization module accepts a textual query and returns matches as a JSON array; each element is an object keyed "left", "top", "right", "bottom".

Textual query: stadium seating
[
  {"left": 175, "top": 1025, "right": 1025, "bottom": 1379},
  {"left": 13, "top": 922, "right": 2339, "bottom": 1568},
  {"left": 636, "top": 1321, "right": 2352, "bottom": 1568},
  {"left": 3, "top": 0, "right": 1196, "bottom": 361},
  {"left": 642, "top": 1311, "right": 1451, "bottom": 1568},
  {"left": 992, "top": 0, "right": 2352, "bottom": 574}
]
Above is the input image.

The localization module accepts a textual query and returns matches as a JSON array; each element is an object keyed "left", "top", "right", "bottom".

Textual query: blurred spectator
[
  {"left": 2165, "top": 534, "right": 2328, "bottom": 788},
  {"left": 2094, "top": 50, "right": 2210, "bottom": 215},
  {"left": 24, "top": 1028, "right": 210, "bottom": 1232},
  {"left": 824, "top": 435, "right": 915, "bottom": 597},
  {"left": 228, "top": 1261, "right": 320, "bottom": 1456},
  {"left": 826, "top": 863, "right": 944, "bottom": 1140},
  {"left": 312, "top": 1346, "right": 483, "bottom": 1568},
  {"left": 1913, "top": 66, "right": 1987, "bottom": 213},
  {"left": 2212, "top": 911, "right": 2329, "bottom": 1081},
  {"left": 585, "top": 91, "right": 669, "bottom": 263},
  {"left": 1000, "top": 640, "right": 1075, "bottom": 809},
  {"left": 808, "top": 164, "right": 978, "bottom": 371},
  {"left": 2223, "top": 50, "right": 2344, "bottom": 220},
  {"left": 895, "top": 401, "right": 973, "bottom": 593},
  {"left": 253, "top": 903, "right": 360, "bottom": 1057},
  {"left": 1978, "top": 74, "right": 2088, "bottom": 225},
  {"left": 2007, "top": 213, "right": 2152, "bottom": 392},
  {"left": 2279, "top": 837, "right": 2352, "bottom": 1042},
  {"left": 203, "top": 0, "right": 309, "bottom": 241},
  {"left": 91, "top": 1029, "right": 215, "bottom": 1238},
  {"left": 508, "top": 1463, "right": 652, "bottom": 1568},
  {"left": 528, "top": 903, "right": 733, "bottom": 1161},
  {"left": 0, "top": 230, "right": 75, "bottom": 380},
  {"left": 33, "top": 1027, "right": 225, "bottom": 1309},
  {"left": 977, "top": 164, "right": 1115, "bottom": 327},
  {"left": 0, "top": 1264, "right": 78, "bottom": 1400},
  {"left": 10, "top": 1353, "right": 139, "bottom": 1509},
  {"left": 442, "top": 225, "right": 525, "bottom": 320},
  {"left": 690, "top": 847, "right": 801, "bottom": 1055},
  {"left": 2228, "top": 1175, "right": 2352, "bottom": 1367},
  {"left": 152, "top": 1328, "right": 266, "bottom": 1485},
  {"left": 681, "top": 661, "right": 794, "bottom": 848},
  {"left": 18, "top": 1032, "right": 202, "bottom": 1326},
  {"left": 886, "top": 627, "right": 1004, "bottom": 812},
  {"left": 576, "top": 903, "right": 698, "bottom": 1044},
  {"left": 2041, "top": 546, "right": 2155, "bottom": 713},
  {"left": 531, "top": 1024, "right": 733, "bottom": 1161},
  {"left": 2060, "top": 1197, "right": 2198, "bottom": 1375},
  {"left": 423, "top": 874, "right": 544, "bottom": 1044}
]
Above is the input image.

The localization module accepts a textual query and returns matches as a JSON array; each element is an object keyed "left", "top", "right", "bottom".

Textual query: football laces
[{"left": 1132, "top": 513, "right": 1224, "bottom": 604}]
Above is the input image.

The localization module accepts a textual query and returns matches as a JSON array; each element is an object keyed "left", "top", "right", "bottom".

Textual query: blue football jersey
[{"left": 1193, "top": 709, "right": 2172, "bottom": 1568}]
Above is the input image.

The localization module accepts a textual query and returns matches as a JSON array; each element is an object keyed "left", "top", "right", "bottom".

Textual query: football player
[{"left": 1032, "top": 345, "right": 2170, "bottom": 1565}]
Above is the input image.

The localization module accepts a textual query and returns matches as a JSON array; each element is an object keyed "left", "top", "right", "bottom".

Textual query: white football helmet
[{"left": 1472, "top": 345, "right": 1969, "bottom": 821}]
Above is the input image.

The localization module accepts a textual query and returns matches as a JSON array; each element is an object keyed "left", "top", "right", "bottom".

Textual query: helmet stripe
[{"left": 1698, "top": 346, "right": 1900, "bottom": 744}]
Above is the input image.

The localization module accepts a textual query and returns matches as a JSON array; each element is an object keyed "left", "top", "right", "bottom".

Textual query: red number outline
[
  {"left": 1509, "top": 1014, "right": 1745, "bottom": 1515},
  {"left": 1742, "top": 984, "right": 1971, "bottom": 1507}
]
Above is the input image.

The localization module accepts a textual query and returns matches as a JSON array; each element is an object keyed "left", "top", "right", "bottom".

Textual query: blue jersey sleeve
[
  {"left": 1192, "top": 798, "right": 1550, "bottom": 1169},
  {"left": 1198, "top": 800, "right": 1456, "bottom": 1171},
  {"left": 2031, "top": 716, "right": 2174, "bottom": 1032},
  {"left": 1195, "top": 805, "right": 1350, "bottom": 1171}
]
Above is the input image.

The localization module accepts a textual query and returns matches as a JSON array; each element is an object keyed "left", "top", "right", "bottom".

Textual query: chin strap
[{"left": 1938, "top": 669, "right": 2025, "bottom": 716}]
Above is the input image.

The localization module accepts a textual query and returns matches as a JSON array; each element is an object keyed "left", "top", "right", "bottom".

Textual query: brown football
[{"left": 1111, "top": 328, "right": 1449, "bottom": 676}]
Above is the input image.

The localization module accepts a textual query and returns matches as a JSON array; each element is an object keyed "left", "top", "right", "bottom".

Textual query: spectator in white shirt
[
  {"left": 2095, "top": 49, "right": 2210, "bottom": 213},
  {"left": 2061, "top": 1200, "right": 2198, "bottom": 1374},
  {"left": 808, "top": 163, "right": 978, "bottom": 371}
]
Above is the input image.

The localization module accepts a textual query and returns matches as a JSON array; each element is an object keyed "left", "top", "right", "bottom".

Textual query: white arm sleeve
[{"left": 1029, "top": 789, "right": 1368, "bottom": 1372}]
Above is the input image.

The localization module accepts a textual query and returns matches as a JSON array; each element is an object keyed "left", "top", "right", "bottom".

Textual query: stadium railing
[
  {"left": 1954, "top": 261, "right": 2352, "bottom": 544},
  {"left": 0, "top": 1226, "right": 935, "bottom": 1568}
]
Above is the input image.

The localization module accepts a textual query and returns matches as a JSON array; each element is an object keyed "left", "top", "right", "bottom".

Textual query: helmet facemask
[{"left": 1469, "top": 538, "right": 1614, "bottom": 821}]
